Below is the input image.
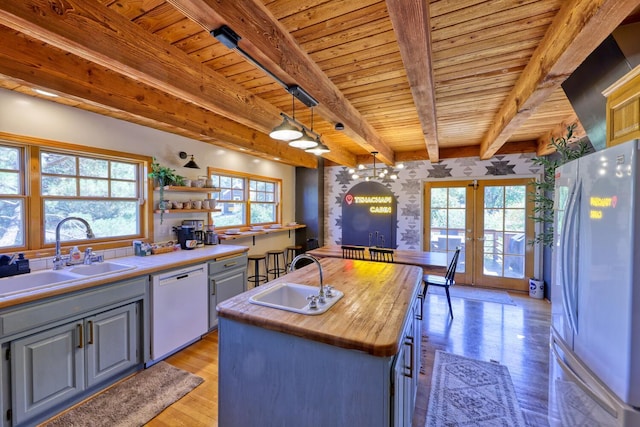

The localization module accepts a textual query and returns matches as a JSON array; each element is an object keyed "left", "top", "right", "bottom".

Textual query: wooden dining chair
[
  {"left": 369, "top": 248, "right": 394, "bottom": 263},
  {"left": 422, "top": 247, "right": 461, "bottom": 319},
  {"left": 341, "top": 245, "right": 365, "bottom": 260}
]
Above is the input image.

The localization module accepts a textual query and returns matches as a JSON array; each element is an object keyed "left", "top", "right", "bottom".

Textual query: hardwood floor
[{"left": 149, "top": 287, "right": 551, "bottom": 426}]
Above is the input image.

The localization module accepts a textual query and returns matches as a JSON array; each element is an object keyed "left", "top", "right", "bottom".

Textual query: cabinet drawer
[
  {"left": 0, "top": 276, "right": 147, "bottom": 338},
  {"left": 208, "top": 254, "right": 247, "bottom": 275}
]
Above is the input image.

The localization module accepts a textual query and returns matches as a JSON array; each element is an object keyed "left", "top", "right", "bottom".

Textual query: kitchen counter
[
  {"left": 217, "top": 257, "right": 423, "bottom": 357},
  {"left": 217, "top": 257, "right": 424, "bottom": 426},
  {"left": 0, "top": 244, "right": 248, "bottom": 309}
]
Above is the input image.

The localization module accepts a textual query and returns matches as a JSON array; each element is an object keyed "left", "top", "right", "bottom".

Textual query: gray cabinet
[
  {"left": 219, "top": 290, "right": 422, "bottom": 427},
  {"left": 208, "top": 254, "right": 247, "bottom": 329},
  {"left": 86, "top": 303, "right": 138, "bottom": 387},
  {"left": 1, "top": 276, "right": 147, "bottom": 426},
  {"left": 10, "top": 303, "right": 139, "bottom": 426},
  {"left": 11, "top": 322, "right": 84, "bottom": 426},
  {"left": 391, "top": 296, "right": 421, "bottom": 427}
]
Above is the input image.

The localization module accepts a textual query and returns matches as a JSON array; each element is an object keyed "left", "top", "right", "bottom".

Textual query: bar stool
[
  {"left": 266, "top": 250, "right": 286, "bottom": 280},
  {"left": 285, "top": 245, "right": 303, "bottom": 270},
  {"left": 247, "top": 254, "right": 268, "bottom": 288}
]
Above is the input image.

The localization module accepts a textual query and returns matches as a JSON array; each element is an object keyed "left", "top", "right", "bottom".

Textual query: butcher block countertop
[
  {"left": 0, "top": 244, "right": 249, "bottom": 309},
  {"left": 217, "top": 257, "right": 423, "bottom": 357}
]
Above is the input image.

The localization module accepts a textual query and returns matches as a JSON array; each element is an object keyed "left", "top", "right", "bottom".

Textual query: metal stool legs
[
  {"left": 247, "top": 254, "right": 268, "bottom": 287},
  {"left": 266, "top": 250, "right": 286, "bottom": 280},
  {"left": 285, "top": 245, "right": 303, "bottom": 270}
]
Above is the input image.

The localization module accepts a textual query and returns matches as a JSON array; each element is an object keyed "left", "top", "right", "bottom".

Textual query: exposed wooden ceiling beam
[
  {"left": 536, "top": 114, "right": 586, "bottom": 156},
  {"left": 0, "top": 27, "right": 319, "bottom": 168},
  {"left": 167, "top": 0, "right": 394, "bottom": 165},
  {"left": 386, "top": 0, "right": 439, "bottom": 162},
  {"left": 0, "top": 0, "right": 356, "bottom": 167},
  {"left": 479, "top": 0, "right": 640, "bottom": 160}
]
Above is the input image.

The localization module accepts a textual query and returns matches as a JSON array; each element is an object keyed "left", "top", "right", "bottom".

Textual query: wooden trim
[{"left": 0, "top": 132, "right": 153, "bottom": 254}]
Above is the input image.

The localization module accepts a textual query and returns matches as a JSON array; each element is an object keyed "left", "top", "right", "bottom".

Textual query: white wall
[{"left": 0, "top": 88, "right": 297, "bottom": 261}]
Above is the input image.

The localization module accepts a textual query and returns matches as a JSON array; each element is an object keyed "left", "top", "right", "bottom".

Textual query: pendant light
[
  {"left": 305, "top": 137, "right": 330, "bottom": 155},
  {"left": 270, "top": 95, "right": 303, "bottom": 141},
  {"left": 289, "top": 108, "right": 318, "bottom": 149}
]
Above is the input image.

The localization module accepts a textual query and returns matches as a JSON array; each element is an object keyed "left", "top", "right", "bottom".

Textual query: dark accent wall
[
  {"left": 562, "top": 35, "right": 632, "bottom": 151},
  {"left": 295, "top": 159, "right": 324, "bottom": 250}
]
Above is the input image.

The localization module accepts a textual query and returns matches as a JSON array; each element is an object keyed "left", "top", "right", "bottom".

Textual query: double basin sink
[{"left": 0, "top": 262, "right": 137, "bottom": 298}]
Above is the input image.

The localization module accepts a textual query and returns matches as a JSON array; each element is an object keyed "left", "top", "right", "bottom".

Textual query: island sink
[{"left": 249, "top": 282, "right": 343, "bottom": 315}]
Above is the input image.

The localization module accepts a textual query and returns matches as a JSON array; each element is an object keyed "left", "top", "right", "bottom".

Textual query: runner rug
[
  {"left": 426, "top": 350, "right": 526, "bottom": 426},
  {"left": 43, "top": 362, "right": 203, "bottom": 427}
]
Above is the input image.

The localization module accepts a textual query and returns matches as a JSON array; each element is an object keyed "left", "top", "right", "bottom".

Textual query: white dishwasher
[{"left": 150, "top": 263, "right": 208, "bottom": 364}]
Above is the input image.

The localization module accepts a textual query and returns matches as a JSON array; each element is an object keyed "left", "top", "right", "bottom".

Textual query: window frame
[
  {"left": 0, "top": 132, "right": 152, "bottom": 257},
  {"left": 208, "top": 167, "right": 282, "bottom": 229}
]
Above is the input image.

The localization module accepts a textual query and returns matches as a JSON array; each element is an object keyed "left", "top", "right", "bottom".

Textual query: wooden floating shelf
[
  {"left": 154, "top": 209, "right": 222, "bottom": 214},
  {"left": 154, "top": 185, "right": 219, "bottom": 193}
]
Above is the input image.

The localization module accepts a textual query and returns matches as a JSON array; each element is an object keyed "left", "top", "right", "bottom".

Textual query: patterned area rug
[
  {"left": 426, "top": 350, "right": 525, "bottom": 426},
  {"left": 43, "top": 362, "right": 203, "bottom": 427},
  {"left": 428, "top": 285, "right": 516, "bottom": 306}
]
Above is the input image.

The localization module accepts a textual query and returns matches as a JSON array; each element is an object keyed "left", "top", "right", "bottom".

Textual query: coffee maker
[
  {"left": 182, "top": 220, "right": 204, "bottom": 247},
  {"left": 174, "top": 225, "right": 196, "bottom": 250}
]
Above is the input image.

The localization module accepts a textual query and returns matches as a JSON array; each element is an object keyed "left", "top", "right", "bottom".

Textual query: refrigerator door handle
[
  {"left": 561, "top": 181, "right": 580, "bottom": 334},
  {"left": 551, "top": 334, "right": 618, "bottom": 418}
]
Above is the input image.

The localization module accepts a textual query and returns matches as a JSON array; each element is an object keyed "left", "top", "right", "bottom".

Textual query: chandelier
[{"left": 349, "top": 152, "right": 404, "bottom": 181}]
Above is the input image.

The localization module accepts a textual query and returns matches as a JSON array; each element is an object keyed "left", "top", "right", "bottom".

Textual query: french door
[{"left": 424, "top": 178, "right": 534, "bottom": 292}]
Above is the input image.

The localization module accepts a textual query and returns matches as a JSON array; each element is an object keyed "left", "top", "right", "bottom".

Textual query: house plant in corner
[
  {"left": 528, "top": 123, "right": 590, "bottom": 297},
  {"left": 148, "top": 158, "right": 184, "bottom": 223}
]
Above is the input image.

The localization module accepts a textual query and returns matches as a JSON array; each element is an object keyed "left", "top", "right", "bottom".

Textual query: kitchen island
[{"left": 217, "top": 257, "right": 424, "bottom": 427}]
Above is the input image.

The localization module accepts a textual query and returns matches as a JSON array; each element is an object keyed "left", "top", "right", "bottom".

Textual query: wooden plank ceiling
[{"left": 0, "top": 0, "right": 638, "bottom": 168}]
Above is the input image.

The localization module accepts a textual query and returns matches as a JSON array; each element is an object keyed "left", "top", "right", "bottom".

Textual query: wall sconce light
[{"left": 179, "top": 151, "right": 200, "bottom": 169}]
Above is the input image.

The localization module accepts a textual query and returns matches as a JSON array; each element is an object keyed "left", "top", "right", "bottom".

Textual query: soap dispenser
[{"left": 70, "top": 246, "right": 82, "bottom": 264}]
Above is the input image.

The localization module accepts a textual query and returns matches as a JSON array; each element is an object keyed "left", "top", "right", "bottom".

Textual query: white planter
[{"left": 529, "top": 278, "right": 544, "bottom": 299}]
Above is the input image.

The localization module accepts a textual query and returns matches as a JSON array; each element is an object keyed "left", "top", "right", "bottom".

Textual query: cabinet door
[
  {"left": 392, "top": 345, "right": 407, "bottom": 427},
  {"left": 210, "top": 268, "right": 247, "bottom": 329},
  {"left": 86, "top": 303, "right": 139, "bottom": 388},
  {"left": 209, "top": 277, "right": 218, "bottom": 329},
  {"left": 11, "top": 322, "right": 85, "bottom": 426}
]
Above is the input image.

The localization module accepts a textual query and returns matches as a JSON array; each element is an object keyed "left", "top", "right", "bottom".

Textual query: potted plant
[
  {"left": 148, "top": 158, "right": 184, "bottom": 223},
  {"left": 529, "top": 123, "right": 590, "bottom": 247}
]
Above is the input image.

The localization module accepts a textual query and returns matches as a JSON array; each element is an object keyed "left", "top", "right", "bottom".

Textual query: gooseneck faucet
[
  {"left": 289, "top": 254, "right": 325, "bottom": 301},
  {"left": 53, "top": 217, "right": 95, "bottom": 270}
]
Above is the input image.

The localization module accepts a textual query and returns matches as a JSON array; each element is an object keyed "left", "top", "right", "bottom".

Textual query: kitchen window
[
  {"left": 209, "top": 169, "right": 281, "bottom": 228},
  {"left": 41, "top": 150, "right": 142, "bottom": 244},
  {"left": 0, "top": 145, "right": 26, "bottom": 248},
  {"left": 0, "top": 136, "right": 149, "bottom": 254}
]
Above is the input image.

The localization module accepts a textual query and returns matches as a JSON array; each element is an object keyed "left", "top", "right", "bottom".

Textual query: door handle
[
  {"left": 87, "top": 320, "right": 94, "bottom": 345},
  {"left": 211, "top": 279, "right": 216, "bottom": 295},
  {"left": 403, "top": 336, "right": 414, "bottom": 378},
  {"left": 77, "top": 323, "right": 84, "bottom": 349}
]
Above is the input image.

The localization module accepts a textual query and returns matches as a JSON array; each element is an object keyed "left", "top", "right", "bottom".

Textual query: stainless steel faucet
[
  {"left": 289, "top": 254, "right": 325, "bottom": 301},
  {"left": 53, "top": 217, "right": 95, "bottom": 270}
]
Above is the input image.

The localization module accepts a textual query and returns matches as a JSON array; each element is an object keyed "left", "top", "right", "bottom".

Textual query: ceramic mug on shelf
[
  {"left": 182, "top": 179, "right": 192, "bottom": 187},
  {"left": 192, "top": 200, "right": 202, "bottom": 210},
  {"left": 183, "top": 201, "right": 192, "bottom": 209},
  {"left": 202, "top": 200, "right": 210, "bottom": 209},
  {"left": 172, "top": 201, "right": 183, "bottom": 209}
]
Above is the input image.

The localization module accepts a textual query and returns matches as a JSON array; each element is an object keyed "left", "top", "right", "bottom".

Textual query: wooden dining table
[{"left": 307, "top": 245, "right": 448, "bottom": 273}]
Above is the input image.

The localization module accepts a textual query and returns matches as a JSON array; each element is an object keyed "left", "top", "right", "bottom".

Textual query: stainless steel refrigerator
[{"left": 549, "top": 139, "right": 640, "bottom": 426}]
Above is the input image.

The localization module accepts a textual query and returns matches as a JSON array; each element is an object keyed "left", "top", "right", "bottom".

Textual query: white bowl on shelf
[{"left": 225, "top": 228, "right": 240, "bottom": 235}]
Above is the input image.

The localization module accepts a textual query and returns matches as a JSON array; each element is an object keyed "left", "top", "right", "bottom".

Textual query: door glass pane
[
  {"left": 482, "top": 185, "right": 526, "bottom": 279},
  {"left": 429, "top": 186, "right": 466, "bottom": 273}
]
